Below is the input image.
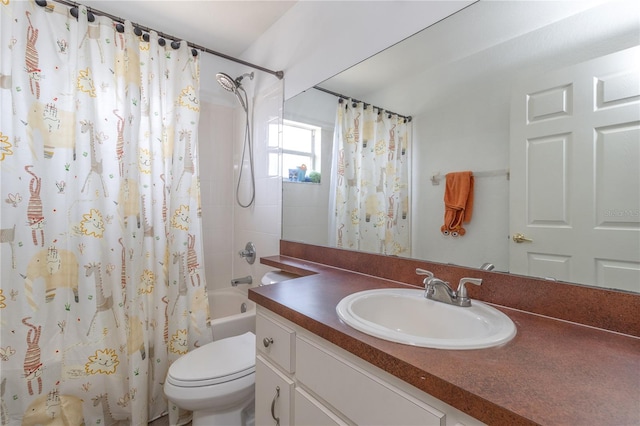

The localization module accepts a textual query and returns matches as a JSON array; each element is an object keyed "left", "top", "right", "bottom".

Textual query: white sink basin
[{"left": 336, "top": 288, "right": 516, "bottom": 350}]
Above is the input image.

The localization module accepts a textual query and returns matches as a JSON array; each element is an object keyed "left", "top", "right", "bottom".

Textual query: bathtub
[{"left": 207, "top": 287, "right": 256, "bottom": 341}]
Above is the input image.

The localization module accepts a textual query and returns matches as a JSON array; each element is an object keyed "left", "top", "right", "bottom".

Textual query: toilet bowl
[
  {"left": 164, "top": 331, "right": 256, "bottom": 426},
  {"left": 164, "top": 272, "right": 296, "bottom": 425}
]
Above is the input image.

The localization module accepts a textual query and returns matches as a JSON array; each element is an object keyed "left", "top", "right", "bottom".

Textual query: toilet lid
[{"left": 167, "top": 331, "right": 256, "bottom": 387}]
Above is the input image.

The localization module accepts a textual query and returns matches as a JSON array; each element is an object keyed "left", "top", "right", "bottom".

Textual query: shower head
[
  {"left": 215, "top": 72, "right": 254, "bottom": 93},
  {"left": 216, "top": 72, "right": 254, "bottom": 112},
  {"left": 216, "top": 73, "right": 238, "bottom": 93}
]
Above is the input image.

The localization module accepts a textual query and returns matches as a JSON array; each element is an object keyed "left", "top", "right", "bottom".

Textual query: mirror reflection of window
[{"left": 282, "top": 120, "right": 321, "bottom": 183}]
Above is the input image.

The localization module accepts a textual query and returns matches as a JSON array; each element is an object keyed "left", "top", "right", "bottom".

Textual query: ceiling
[{"left": 82, "top": 0, "right": 297, "bottom": 57}]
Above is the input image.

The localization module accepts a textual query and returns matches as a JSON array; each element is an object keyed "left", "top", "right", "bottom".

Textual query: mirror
[{"left": 283, "top": 0, "right": 640, "bottom": 293}]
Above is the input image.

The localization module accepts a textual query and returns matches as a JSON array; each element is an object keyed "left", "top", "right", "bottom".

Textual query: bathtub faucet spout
[{"left": 231, "top": 275, "right": 253, "bottom": 286}]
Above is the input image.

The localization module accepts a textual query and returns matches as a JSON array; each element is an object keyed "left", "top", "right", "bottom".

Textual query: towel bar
[{"left": 430, "top": 169, "right": 510, "bottom": 185}]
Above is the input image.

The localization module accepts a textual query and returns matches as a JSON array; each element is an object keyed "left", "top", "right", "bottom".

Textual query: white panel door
[{"left": 510, "top": 46, "right": 640, "bottom": 292}]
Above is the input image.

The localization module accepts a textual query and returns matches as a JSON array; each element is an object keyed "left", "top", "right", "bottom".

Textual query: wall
[
  {"left": 231, "top": 80, "right": 285, "bottom": 287},
  {"left": 198, "top": 52, "right": 286, "bottom": 292}
]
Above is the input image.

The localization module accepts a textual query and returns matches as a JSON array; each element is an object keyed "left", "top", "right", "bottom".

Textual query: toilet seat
[{"left": 167, "top": 331, "right": 255, "bottom": 388}]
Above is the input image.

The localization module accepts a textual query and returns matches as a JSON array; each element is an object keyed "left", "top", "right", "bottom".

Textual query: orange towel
[{"left": 441, "top": 171, "right": 474, "bottom": 237}]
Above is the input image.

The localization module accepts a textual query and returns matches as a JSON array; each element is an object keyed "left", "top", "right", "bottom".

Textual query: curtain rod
[
  {"left": 44, "top": 0, "right": 284, "bottom": 80},
  {"left": 313, "top": 86, "right": 411, "bottom": 122}
]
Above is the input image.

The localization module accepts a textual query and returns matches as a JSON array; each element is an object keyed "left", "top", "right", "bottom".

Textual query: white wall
[
  {"left": 231, "top": 81, "right": 285, "bottom": 286},
  {"left": 198, "top": 46, "right": 288, "bottom": 291},
  {"left": 198, "top": 79, "right": 284, "bottom": 292}
]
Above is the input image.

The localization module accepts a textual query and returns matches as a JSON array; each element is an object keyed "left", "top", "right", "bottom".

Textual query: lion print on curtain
[
  {"left": 330, "top": 100, "right": 411, "bottom": 256},
  {"left": 0, "top": 2, "right": 210, "bottom": 424}
]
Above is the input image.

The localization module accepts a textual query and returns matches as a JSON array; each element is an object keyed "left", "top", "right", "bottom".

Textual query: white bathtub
[{"left": 208, "top": 287, "right": 256, "bottom": 341}]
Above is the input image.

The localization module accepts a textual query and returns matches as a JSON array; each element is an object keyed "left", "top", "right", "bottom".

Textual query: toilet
[
  {"left": 164, "top": 331, "right": 256, "bottom": 426},
  {"left": 164, "top": 271, "right": 296, "bottom": 426}
]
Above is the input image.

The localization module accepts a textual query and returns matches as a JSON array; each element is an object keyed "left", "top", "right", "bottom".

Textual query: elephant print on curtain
[
  {"left": 23, "top": 247, "right": 80, "bottom": 311},
  {"left": 0, "top": 2, "right": 210, "bottom": 424}
]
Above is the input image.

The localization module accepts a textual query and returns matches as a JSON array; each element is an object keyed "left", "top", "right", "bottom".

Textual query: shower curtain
[
  {"left": 329, "top": 100, "right": 411, "bottom": 256},
  {"left": 0, "top": 2, "right": 210, "bottom": 425}
]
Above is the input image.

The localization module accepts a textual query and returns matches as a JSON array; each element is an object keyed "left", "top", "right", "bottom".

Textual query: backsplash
[{"left": 277, "top": 240, "right": 640, "bottom": 337}]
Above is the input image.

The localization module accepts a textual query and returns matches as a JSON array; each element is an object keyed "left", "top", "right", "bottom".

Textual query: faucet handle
[
  {"left": 415, "top": 268, "right": 434, "bottom": 285},
  {"left": 457, "top": 277, "right": 482, "bottom": 301}
]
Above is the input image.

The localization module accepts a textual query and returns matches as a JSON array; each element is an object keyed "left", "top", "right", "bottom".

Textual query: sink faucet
[
  {"left": 416, "top": 269, "right": 482, "bottom": 307},
  {"left": 480, "top": 262, "right": 495, "bottom": 271}
]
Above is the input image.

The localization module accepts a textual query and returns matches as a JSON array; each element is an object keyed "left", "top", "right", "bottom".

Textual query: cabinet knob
[{"left": 263, "top": 337, "right": 274, "bottom": 348}]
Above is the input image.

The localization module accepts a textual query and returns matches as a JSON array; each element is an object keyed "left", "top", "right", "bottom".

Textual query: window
[{"left": 281, "top": 120, "right": 322, "bottom": 183}]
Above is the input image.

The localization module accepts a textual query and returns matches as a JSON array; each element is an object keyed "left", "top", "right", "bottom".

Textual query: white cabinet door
[
  {"left": 510, "top": 46, "right": 640, "bottom": 291},
  {"left": 296, "top": 336, "right": 445, "bottom": 425},
  {"left": 294, "top": 388, "right": 349, "bottom": 426},
  {"left": 256, "top": 355, "right": 294, "bottom": 426}
]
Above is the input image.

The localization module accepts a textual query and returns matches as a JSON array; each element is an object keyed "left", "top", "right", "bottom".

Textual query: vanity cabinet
[
  {"left": 255, "top": 311, "right": 296, "bottom": 425},
  {"left": 293, "top": 387, "right": 348, "bottom": 426},
  {"left": 255, "top": 307, "right": 484, "bottom": 426}
]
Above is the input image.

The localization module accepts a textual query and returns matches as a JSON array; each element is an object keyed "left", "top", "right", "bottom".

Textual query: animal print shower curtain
[
  {"left": 329, "top": 100, "right": 411, "bottom": 256},
  {"left": 0, "top": 2, "right": 210, "bottom": 424}
]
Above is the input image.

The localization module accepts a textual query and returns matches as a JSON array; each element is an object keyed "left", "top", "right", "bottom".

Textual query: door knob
[{"left": 512, "top": 233, "right": 533, "bottom": 243}]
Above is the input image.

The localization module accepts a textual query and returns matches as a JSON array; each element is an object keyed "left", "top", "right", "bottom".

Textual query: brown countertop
[{"left": 249, "top": 255, "right": 640, "bottom": 426}]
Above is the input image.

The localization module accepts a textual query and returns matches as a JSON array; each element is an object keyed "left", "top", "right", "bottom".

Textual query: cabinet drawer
[
  {"left": 256, "top": 355, "right": 294, "bottom": 426},
  {"left": 295, "top": 388, "right": 349, "bottom": 426},
  {"left": 256, "top": 312, "right": 296, "bottom": 373},
  {"left": 296, "top": 336, "right": 445, "bottom": 426}
]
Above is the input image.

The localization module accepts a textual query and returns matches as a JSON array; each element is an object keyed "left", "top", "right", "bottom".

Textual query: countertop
[{"left": 248, "top": 255, "right": 640, "bottom": 426}]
